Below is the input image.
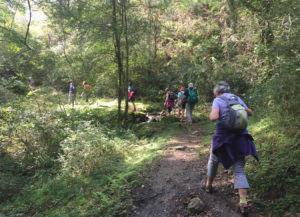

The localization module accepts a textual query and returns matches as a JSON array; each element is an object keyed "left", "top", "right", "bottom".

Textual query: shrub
[
  {"left": 59, "top": 122, "right": 124, "bottom": 175},
  {"left": 1, "top": 106, "right": 64, "bottom": 169},
  {"left": 7, "top": 79, "right": 28, "bottom": 94},
  {"left": 0, "top": 88, "right": 16, "bottom": 104},
  {"left": 0, "top": 151, "right": 22, "bottom": 203}
]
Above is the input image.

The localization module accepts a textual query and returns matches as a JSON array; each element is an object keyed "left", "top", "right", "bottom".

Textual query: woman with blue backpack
[
  {"left": 202, "top": 81, "right": 258, "bottom": 217},
  {"left": 177, "top": 87, "right": 185, "bottom": 119},
  {"left": 128, "top": 82, "right": 136, "bottom": 112}
]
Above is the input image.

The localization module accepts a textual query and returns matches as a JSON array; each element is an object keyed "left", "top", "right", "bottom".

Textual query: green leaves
[{"left": 59, "top": 121, "right": 124, "bottom": 175}]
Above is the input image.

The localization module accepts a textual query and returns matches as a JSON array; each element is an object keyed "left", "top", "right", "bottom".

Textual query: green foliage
[
  {"left": 0, "top": 151, "right": 21, "bottom": 203},
  {"left": 0, "top": 92, "right": 65, "bottom": 202},
  {"left": 0, "top": 88, "right": 16, "bottom": 104},
  {"left": 1, "top": 107, "right": 61, "bottom": 171},
  {"left": 59, "top": 121, "right": 124, "bottom": 175},
  {"left": 6, "top": 78, "right": 28, "bottom": 94},
  {"left": 160, "top": 115, "right": 180, "bottom": 124},
  {"left": 0, "top": 89, "right": 181, "bottom": 216},
  {"left": 246, "top": 117, "right": 300, "bottom": 215},
  {"left": 2, "top": 175, "right": 86, "bottom": 217},
  {"left": 144, "top": 102, "right": 165, "bottom": 113},
  {"left": 127, "top": 112, "right": 148, "bottom": 124},
  {"left": 1, "top": 0, "right": 299, "bottom": 215},
  {"left": 135, "top": 124, "right": 158, "bottom": 139}
]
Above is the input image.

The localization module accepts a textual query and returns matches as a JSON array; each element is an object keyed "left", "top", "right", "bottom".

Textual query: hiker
[
  {"left": 128, "top": 82, "right": 136, "bottom": 112},
  {"left": 177, "top": 87, "right": 185, "bottom": 119},
  {"left": 202, "top": 81, "right": 258, "bottom": 217},
  {"left": 28, "top": 79, "right": 35, "bottom": 88},
  {"left": 68, "top": 82, "right": 75, "bottom": 106},
  {"left": 81, "top": 81, "right": 92, "bottom": 105},
  {"left": 165, "top": 88, "right": 175, "bottom": 115},
  {"left": 182, "top": 83, "right": 198, "bottom": 125}
]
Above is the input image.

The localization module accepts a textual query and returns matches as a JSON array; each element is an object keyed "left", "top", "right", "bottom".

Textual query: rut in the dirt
[{"left": 130, "top": 124, "right": 260, "bottom": 217}]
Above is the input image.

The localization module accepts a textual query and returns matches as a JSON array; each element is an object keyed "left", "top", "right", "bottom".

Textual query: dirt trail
[{"left": 131, "top": 123, "right": 261, "bottom": 217}]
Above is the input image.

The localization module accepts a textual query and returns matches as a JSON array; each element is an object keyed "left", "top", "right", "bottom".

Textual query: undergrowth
[
  {"left": 2, "top": 88, "right": 299, "bottom": 216},
  {"left": 0, "top": 89, "right": 181, "bottom": 217},
  {"left": 246, "top": 115, "right": 300, "bottom": 216}
]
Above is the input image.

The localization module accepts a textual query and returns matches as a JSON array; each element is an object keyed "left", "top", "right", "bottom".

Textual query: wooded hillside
[{"left": 1, "top": 0, "right": 299, "bottom": 216}]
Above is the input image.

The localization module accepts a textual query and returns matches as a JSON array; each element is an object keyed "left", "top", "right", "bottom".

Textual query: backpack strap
[
  {"left": 218, "top": 95, "right": 230, "bottom": 105},
  {"left": 168, "top": 91, "right": 174, "bottom": 100},
  {"left": 217, "top": 95, "right": 235, "bottom": 123},
  {"left": 218, "top": 94, "right": 239, "bottom": 106}
]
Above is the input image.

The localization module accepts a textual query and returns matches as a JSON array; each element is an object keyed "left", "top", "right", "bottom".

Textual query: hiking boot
[
  {"left": 201, "top": 180, "right": 213, "bottom": 193},
  {"left": 238, "top": 203, "right": 249, "bottom": 217}
]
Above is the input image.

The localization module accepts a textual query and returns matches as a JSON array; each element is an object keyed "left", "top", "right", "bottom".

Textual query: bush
[
  {"left": 1, "top": 105, "right": 64, "bottom": 170},
  {"left": 7, "top": 79, "right": 28, "bottom": 94},
  {"left": 246, "top": 117, "right": 300, "bottom": 215},
  {"left": 59, "top": 122, "right": 124, "bottom": 175},
  {"left": 0, "top": 88, "right": 16, "bottom": 104},
  {"left": 0, "top": 151, "right": 22, "bottom": 203}
]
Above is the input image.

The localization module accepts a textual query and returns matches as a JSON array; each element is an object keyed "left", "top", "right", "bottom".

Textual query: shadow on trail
[{"left": 130, "top": 123, "right": 261, "bottom": 217}]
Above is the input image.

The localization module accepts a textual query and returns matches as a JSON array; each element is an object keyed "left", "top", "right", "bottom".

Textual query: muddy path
[{"left": 131, "top": 123, "right": 262, "bottom": 217}]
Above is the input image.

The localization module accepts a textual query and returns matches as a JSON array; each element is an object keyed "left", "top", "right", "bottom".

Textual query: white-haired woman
[{"left": 202, "top": 81, "right": 258, "bottom": 217}]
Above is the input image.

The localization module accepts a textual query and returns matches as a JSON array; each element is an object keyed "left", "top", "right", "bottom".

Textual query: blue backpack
[{"left": 178, "top": 91, "right": 184, "bottom": 100}]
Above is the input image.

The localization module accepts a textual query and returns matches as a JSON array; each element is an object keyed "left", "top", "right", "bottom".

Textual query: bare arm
[
  {"left": 209, "top": 108, "right": 219, "bottom": 121},
  {"left": 246, "top": 108, "right": 253, "bottom": 116},
  {"left": 165, "top": 93, "right": 168, "bottom": 103}
]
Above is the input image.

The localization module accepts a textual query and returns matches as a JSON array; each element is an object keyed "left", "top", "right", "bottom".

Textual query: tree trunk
[
  {"left": 123, "top": 0, "right": 129, "bottom": 128},
  {"left": 112, "top": 0, "right": 123, "bottom": 124}
]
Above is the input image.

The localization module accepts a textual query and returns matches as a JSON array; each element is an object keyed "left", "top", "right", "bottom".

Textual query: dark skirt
[
  {"left": 129, "top": 96, "right": 135, "bottom": 102},
  {"left": 212, "top": 123, "right": 258, "bottom": 169}
]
